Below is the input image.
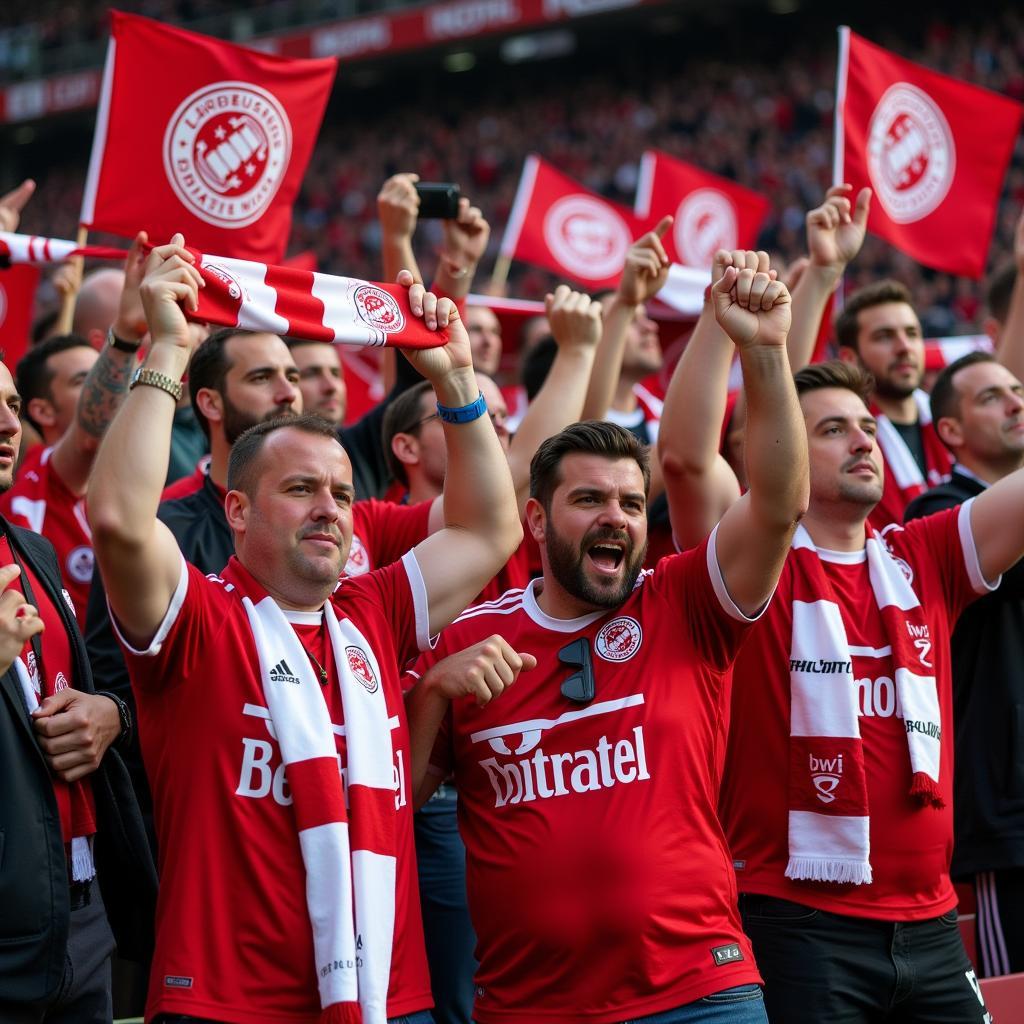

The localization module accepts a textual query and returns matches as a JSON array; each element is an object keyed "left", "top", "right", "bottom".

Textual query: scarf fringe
[
  {"left": 910, "top": 771, "right": 945, "bottom": 809},
  {"left": 785, "top": 856, "right": 873, "bottom": 885},
  {"left": 320, "top": 1002, "right": 363, "bottom": 1024}
]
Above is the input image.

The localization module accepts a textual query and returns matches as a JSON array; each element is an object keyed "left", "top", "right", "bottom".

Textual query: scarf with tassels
[{"left": 785, "top": 524, "right": 943, "bottom": 886}]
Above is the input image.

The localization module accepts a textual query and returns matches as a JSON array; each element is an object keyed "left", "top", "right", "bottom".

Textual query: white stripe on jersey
[
  {"left": 454, "top": 588, "right": 527, "bottom": 625},
  {"left": 469, "top": 694, "right": 645, "bottom": 745}
]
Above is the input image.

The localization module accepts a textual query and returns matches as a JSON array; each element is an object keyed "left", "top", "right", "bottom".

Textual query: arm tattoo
[{"left": 78, "top": 347, "right": 136, "bottom": 440}]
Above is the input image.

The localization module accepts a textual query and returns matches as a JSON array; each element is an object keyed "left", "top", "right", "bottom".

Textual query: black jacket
[
  {"left": 85, "top": 474, "right": 234, "bottom": 827},
  {"left": 0, "top": 521, "right": 156, "bottom": 1004},
  {"left": 905, "top": 468, "right": 1024, "bottom": 876}
]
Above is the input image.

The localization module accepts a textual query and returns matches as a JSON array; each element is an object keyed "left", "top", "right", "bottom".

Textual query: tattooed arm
[{"left": 49, "top": 232, "right": 147, "bottom": 496}]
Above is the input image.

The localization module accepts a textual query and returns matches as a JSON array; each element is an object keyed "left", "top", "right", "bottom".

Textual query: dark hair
[
  {"left": 834, "top": 279, "right": 915, "bottom": 352},
  {"left": 985, "top": 261, "right": 1016, "bottom": 324},
  {"left": 15, "top": 334, "right": 93, "bottom": 433},
  {"left": 381, "top": 381, "right": 433, "bottom": 488},
  {"left": 929, "top": 351, "right": 998, "bottom": 427},
  {"left": 529, "top": 420, "right": 650, "bottom": 511},
  {"left": 793, "top": 360, "right": 874, "bottom": 406},
  {"left": 188, "top": 327, "right": 250, "bottom": 439},
  {"left": 227, "top": 413, "right": 340, "bottom": 496},
  {"left": 522, "top": 335, "right": 557, "bottom": 401},
  {"left": 284, "top": 336, "right": 317, "bottom": 352},
  {"left": 30, "top": 309, "right": 60, "bottom": 345}
]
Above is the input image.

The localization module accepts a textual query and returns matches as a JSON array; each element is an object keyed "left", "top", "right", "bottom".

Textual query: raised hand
[
  {"left": 712, "top": 250, "right": 791, "bottom": 350},
  {"left": 377, "top": 173, "right": 421, "bottom": 243},
  {"left": 617, "top": 215, "right": 672, "bottom": 307},
  {"left": 113, "top": 230, "right": 150, "bottom": 342},
  {"left": 139, "top": 233, "right": 205, "bottom": 350},
  {"left": 0, "top": 565, "right": 43, "bottom": 677},
  {"left": 441, "top": 197, "right": 490, "bottom": 272},
  {"left": 421, "top": 634, "right": 536, "bottom": 707},
  {"left": 546, "top": 285, "right": 602, "bottom": 351},
  {"left": 806, "top": 184, "right": 871, "bottom": 276},
  {"left": 0, "top": 179, "right": 35, "bottom": 234},
  {"left": 397, "top": 269, "right": 472, "bottom": 387}
]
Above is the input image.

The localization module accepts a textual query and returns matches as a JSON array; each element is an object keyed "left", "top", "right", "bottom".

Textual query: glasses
[{"left": 558, "top": 638, "right": 595, "bottom": 704}]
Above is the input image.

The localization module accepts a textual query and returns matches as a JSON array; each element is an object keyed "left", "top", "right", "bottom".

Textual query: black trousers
[{"left": 739, "top": 894, "right": 993, "bottom": 1024}]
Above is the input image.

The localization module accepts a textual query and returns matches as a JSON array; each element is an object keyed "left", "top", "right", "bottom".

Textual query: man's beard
[
  {"left": 873, "top": 366, "right": 922, "bottom": 401},
  {"left": 223, "top": 394, "right": 297, "bottom": 445},
  {"left": 545, "top": 520, "right": 647, "bottom": 610}
]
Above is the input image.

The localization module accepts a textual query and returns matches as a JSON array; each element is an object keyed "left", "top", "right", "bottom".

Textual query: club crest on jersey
[
  {"left": 345, "top": 645, "right": 379, "bottom": 693},
  {"left": 344, "top": 533, "right": 369, "bottom": 576},
  {"left": 675, "top": 188, "right": 738, "bottom": 269},
  {"left": 543, "top": 195, "right": 631, "bottom": 280},
  {"left": 809, "top": 753, "right": 843, "bottom": 804},
  {"left": 353, "top": 285, "right": 405, "bottom": 334},
  {"left": 595, "top": 616, "right": 642, "bottom": 663},
  {"left": 65, "top": 544, "right": 94, "bottom": 585},
  {"left": 203, "top": 261, "right": 244, "bottom": 301},
  {"left": 162, "top": 81, "right": 293, "bottom": 228},
  {"left": 867, "top": 82, "right": 955, "bottom": 224}
]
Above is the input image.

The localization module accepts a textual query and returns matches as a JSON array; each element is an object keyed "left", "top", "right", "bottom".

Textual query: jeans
[
  {"left": 619, "top": 985, "right": 767, "bottom": 1023},
  {"left": 740, "top": 893, "right": 993, "bottom": 1023},
  {"left": 415, "top": 784, "right": 478, "bottom": 1024}
]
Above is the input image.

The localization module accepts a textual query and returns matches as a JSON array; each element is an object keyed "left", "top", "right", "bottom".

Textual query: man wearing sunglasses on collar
[{"left": 403, "top": 252, "right": 809, "bottom": 1024}]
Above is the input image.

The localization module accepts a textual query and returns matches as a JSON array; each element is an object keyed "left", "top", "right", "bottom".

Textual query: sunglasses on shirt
[{"left": 558, "top": 638, "right": 595, "bottom": 704}]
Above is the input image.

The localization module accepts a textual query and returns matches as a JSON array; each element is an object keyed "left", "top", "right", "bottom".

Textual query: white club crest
[
  {"left": 543, "top": 195, "right": 631, "bottom": 280},
  {"left": 675, "top": 189, "right": 738, "bottom": 268},
  {"left": 163, "top": 81, "right": 293, "bottom": 229},
  {"left": 867, "top": 83, "right": 955, "bottom": 224},
  {"left": 595, "top": 616, "right": 643, "bottom": 663}
]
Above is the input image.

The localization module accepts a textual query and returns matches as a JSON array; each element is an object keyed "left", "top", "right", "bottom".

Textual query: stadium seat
[{"left": 980, "top": 972, "right": 1024, "bottom": 1019}]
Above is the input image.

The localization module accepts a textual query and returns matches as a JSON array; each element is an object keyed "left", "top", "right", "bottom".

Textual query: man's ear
[
  {"left": 390, "top": 431, "right": 419, "bottom": 470},
  {"left": 837, "top": 345, "right": 859, "bottom": 367},
  {"left": 525, "top": 496, "right": 547, "bottom": 544},
  {"left": 224, "top": 489, "right": 249, "bottom": 535},
  {"left": 195, "top": 387, "right": 224, "bottom": 427},
  {"left": 935, "top": 416, "right": 963, "bottom": 452},
  {"left": 26, "top": 396, "right": 57, "bottom": 431}
]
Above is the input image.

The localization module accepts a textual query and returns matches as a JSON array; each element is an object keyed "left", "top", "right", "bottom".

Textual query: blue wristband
[{"left": 436, "top": 391, "right": 487, "bottom": 424}]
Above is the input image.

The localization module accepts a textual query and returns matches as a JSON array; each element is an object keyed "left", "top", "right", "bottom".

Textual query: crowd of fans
[{"left": 3, "top": 7, "right": 1024, "bottom": 1024}]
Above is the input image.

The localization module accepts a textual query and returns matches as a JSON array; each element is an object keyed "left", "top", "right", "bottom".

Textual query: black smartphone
[{"left": 415, "top": 182, "right": 461, "bottom": 219}]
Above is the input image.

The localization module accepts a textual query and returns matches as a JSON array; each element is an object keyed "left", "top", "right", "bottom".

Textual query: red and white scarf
[
  {"left": 236, "top": 568, "right": 396, "bottom": 1024},
  {"left": 872, "top": 391, "right": 952, "bottom": 522},
  {"left": 0, "top": 231, "right": 446, "bottom": 350},
  {"left": 785, "top": 524, "right": 943, "bottom": 886}
]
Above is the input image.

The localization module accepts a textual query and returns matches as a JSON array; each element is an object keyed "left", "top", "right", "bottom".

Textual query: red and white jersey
[
  {"left": 0, "top": 446, "right": 92, "bottom": 624},
  {"left": 343, "top": 497, "right": 432, "bottom": 578},
  {"left": 605, "top": 384, "right": 663, "bottom": 445},
  {"left": 720, "top": 506, "right": 993, "bottom": 921},
  {"left": 119, "top": 553, "right": 433, "bottom": 1024},
  {"left": 413, "top": 530, "right": 763, "bottom": 1024}
]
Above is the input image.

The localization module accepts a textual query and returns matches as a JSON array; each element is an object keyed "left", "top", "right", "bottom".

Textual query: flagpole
[
  {"left": 489, "top": 253, "right": 512, "bottom": 295},
  {"left": 55, "top": 224, "right": 88, "bottom": 335}
]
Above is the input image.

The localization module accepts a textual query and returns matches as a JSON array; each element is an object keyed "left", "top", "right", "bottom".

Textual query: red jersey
[
  {"left": 118, "top": 552, "right": 433, "bottom": 1024},
  {"left": 343, "top": 497, "right": 431, "bottom": 578},
  {"left": 414, "top": 530, "right": 763, "bottom": 1024},
  {"left": 720, "top": 504, "right": 993, "bottom": 921},
  {"left": 161, "top": 457, "right": 210, "bottom": 501},
  {"left": 0, "top": 446, "right": 92, "bottom": 624}
]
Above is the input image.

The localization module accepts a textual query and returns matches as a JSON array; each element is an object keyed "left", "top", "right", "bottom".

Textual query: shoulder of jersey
[{"left": 452, "top": 587, "right": 528, "bottom": 628}]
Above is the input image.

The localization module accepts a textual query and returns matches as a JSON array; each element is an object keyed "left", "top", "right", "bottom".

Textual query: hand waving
[
  {"left": 806, "top": 184, "right": 871, "bottom": 275},
  {"left": 617, "top": 216, "right": 672, "bottom": 306}
]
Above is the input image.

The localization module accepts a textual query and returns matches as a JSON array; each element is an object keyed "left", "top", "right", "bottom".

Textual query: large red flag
[
  {"left": 0, "top": 264, "right": 39, "bottom": 367},
  {"left": 835, "top": 27, "right": 1023, "bottom": 278},
  {"left": 81, "top": 11, "right": 337, "bottom": 263},
  {"left": 634, "top": 150, "right": 770, "bottom": 268},
  {"left": 499, "top": 155, "right": 644, "bottom": 290}
]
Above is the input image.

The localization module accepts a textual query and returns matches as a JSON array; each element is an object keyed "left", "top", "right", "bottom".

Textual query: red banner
[
  {"left": 634, "top": 150, "right": 770, "bottom": 269},
  {"left": 499, "top": 155, "right": 645, "bottom": 290},
  {"left": 0, "top": 265, "right": 40, "bottom": 368},
  {"left": 80, "top": 11, "right": 336, "bottom": 263},
  {"left": 835, "top": 27, "right": 1023, "bottom": 279}
]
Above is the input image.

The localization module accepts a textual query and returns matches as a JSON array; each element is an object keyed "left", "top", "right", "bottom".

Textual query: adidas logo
[{"left": 269, "top": 659, "right": 300, "bottom": 685}]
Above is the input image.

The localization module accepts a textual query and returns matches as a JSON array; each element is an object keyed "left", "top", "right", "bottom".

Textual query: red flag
[
  {"left": 0, "top": 264, "right": 40, "bottom": 367},
  {"left": 81, "top": 11, "right": 337, "bottom": 263},
  {"left": 499, "top": 155, "right": 644, "bottom": 290},
  {"left": 835, "top": 27, "right": 1023, "bottom": 278},
  {"left": 634, "top": 150, "right": 770, "bottom": 268}
]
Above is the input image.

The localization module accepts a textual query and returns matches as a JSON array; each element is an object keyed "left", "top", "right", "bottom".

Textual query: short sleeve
[
  {"left": 647, "top": 525, "right": 770, "bottom": 671},
  {"left": 896, "top": 500, "right": 998, "bottom": 623},
  {"left": 404, "top": 632, "right": 456, "bottom": 777},
  {"left": 114, "top": 557, "right": 223, "bottom": 693},
  {"left": 341, "top": 551, "right": 433, "bottom": 665}
]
